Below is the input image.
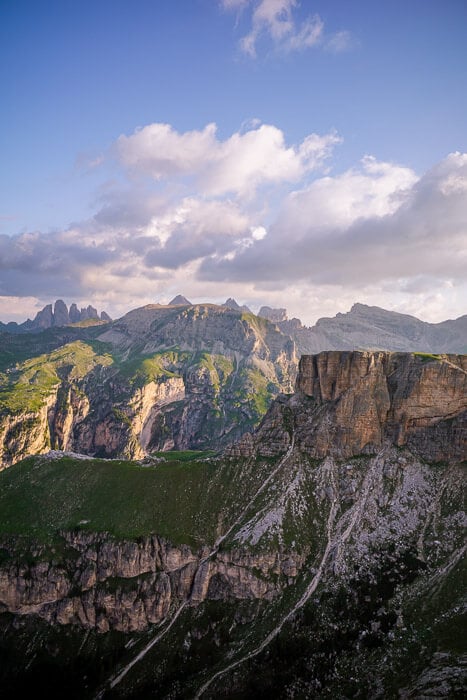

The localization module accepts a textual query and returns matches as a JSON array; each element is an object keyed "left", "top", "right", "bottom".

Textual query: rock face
[
  {"left": 0, "top": 532, "right": 304, "bottom": 633},
  {"left": 0, "top": 305, "right": 296, "bottom": 468},
  {"left": 276, "top": 302, "right": 467, "bottom": 355},
  {"left": 234, "top": 351, "right": 467, "bottom": 462},
  {"left": 0, "top": 299, "right": 111, "bottom": 333},
  {"left": 223, "top": 298, "right": 252, "bottom": 313}
]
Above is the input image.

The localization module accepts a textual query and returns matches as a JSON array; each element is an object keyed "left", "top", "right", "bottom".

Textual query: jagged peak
[
  {"left": 223, "top": 298, "right": 252, "bottom": 313},
  {"left": 0, "top": 300, "right": 111, "bottom": 332},
  {"left": 258, "top": 306, "right": 288, "bottom": 323},
  {"left": 168, "top": 295, "right": 192, "bottom": 306},
  {"left": 223, "top": 297, "right": 241, "bottom": 309}
]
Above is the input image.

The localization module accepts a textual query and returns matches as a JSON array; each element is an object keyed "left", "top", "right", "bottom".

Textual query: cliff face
[
  {"left": 239, "top": 351, "right": 466, "bottom": 462},
  {"left": 0, "top": 532, "right": 303, "bottom": 633}
]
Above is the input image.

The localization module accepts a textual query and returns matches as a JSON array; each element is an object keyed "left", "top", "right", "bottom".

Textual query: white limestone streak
[{"left": 194, "top": 449, "right": 383, "bottom": 698}]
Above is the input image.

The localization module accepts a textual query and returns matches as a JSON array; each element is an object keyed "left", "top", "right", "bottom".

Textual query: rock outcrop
[
  {"left": 234, "top": 351, "right": 467, "bottom": 462},
  {"left": 0, "top": 299, "right": 111, "bottom": 333},
  {"left": 0, "top": 532, "right": 304, "bottom": 633}
]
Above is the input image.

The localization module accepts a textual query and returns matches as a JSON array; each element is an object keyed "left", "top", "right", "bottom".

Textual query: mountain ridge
[
  {"left": 2, "top": 298, "right": 466, "bottom": 353},
  {"left": 0, "top": 299, "right": 111, "bottom": 334}
]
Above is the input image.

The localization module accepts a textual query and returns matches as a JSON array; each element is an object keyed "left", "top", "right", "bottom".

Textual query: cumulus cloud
[
  {"left": 199, "top": 152, "right": 467, "bottom": 289},
  {"left": 117, "top": 121, "right": 340, "bottom": 196},
  {"left": 221, "top": 0, "right": 353, "bottom": 57},
  {"left": 1, "top": 115, "right": 465, "bottom": 326},
  {"left": 143, "top": 198, "right": 251, "bottom": 269}
]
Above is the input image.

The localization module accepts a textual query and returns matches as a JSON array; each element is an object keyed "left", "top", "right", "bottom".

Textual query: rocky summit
[
  {"left": 0, "top": 299, "right": 111, "bottom": 333},
  {"left": 0, "top": 350, "right": 465, "bottom": 698}
]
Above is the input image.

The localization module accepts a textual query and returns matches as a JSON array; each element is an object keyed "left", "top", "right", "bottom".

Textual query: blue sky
[{"left": 1, "top": 0, "right": 466, "bottom": 323}]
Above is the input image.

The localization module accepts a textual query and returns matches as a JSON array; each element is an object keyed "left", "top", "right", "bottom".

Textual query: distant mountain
[
  {"left": 167, "top": 294, "right": 192, "bottom": 306},
  {"left": 223, "top": 297, "right": 252, "bottom": 313},
  {"left": 0, "top": 299, "right": 111, "bottom": 334},
  {"left": 260, "top": 302, "right": 467, "bottom": 354},
  {"left": 258, "top": 305, "right": 287, "bottom": 323}
]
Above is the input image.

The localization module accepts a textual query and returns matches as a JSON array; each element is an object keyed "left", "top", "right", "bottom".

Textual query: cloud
[
  {"left": 143, "top": 198, "right": 251, "bottom": 269},
  {"left": 221, "top": 0, "right": 353, "bottom": 57},
  {"left": 117, "top": 121, "right": 341, "bottom": 196},
  {"left": 1, "top": 114, "right": 465, "bottom": 326},
  {"left": 199, "top": 152, "right": 467, "bottom": 289},
  {"left": 325, "top": 30, "right": 355, "bottom": 53}
]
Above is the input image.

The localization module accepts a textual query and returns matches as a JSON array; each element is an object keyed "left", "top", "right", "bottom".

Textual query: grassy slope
[
  {"left": 0, "top": 455, "right": 219, "bottom": 546},
  {"left": 0, "top": 452, "right": 276, "bottom": 549},
  {"left": 0, "top": 340, "right": 114, "bottom": 413}
]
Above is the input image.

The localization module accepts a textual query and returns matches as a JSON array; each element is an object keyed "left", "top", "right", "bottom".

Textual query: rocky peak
[
  {"left": 53, "top": 299, "right": 69, "bottom": 326},
  {"left": 258, "top": 306, "right": 288, "bottom": 323},
  {"left": 168, "top": 295, "right": 192, "bottom": 306},
  {"left": 0, "top": 300, "right": 112, "bottom": 333},
  {"left": 34, "top": 303, "right": 53, "bottom": 328},
  {"left": 68, "top": 302, "right": 81, "bottom": 323},
  {"left": 223, "top": 298, "right": 252, "bottom": 313}
]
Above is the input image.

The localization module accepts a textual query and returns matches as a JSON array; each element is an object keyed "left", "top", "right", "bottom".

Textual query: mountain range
[
  {"left": 0, "top": 298, "right": 466, "bottom": 469},
  {"left": 0, "top": 299, "right": 111, "bottom": 333},
  {"left": 2, "top": 297, "right": 466, "bottom": 353}
]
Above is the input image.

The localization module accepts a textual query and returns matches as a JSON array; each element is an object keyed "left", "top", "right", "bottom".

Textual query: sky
[{"left": 1, "top": 0, "right": 466, "bottom": 325}]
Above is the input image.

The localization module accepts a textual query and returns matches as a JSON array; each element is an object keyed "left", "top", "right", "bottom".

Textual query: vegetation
[
  {"left": 152, "top": 449, "right": 215, "bottom": 462},
  {"left": 0, "top": 341, "right": 113, "bottom": 414},
  {"left": 0, "top": 453, "right": 252, "bottom": 547},
  {"left": 413, "top": 352, "right": 442, "bottom": 362}
]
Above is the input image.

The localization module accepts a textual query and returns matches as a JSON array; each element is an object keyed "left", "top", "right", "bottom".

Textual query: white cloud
[
  {"left": 325, "top": 30, "right": 354, "bottom": 53},
  {"left": 117, "top": 122, "right": 219, "bottom": 179},
  {"left": 117, "top": 121, "right": 341, "bottom": 197},
  {"left": 221, "top": 0, "right": 352, "bottom": 57},
  {"left": 237, "top": 0, "right": 323, "bottom": 56},
  {"left": 283, "top": 14, "right": 323, "bottom": 52},
  {"left": 200, "top": 151, "right": 467, "bottom": 293},
  {"left": 1, "top": 114, "right": 465, "bottom": 327},
  {"left": 280, "top": 155, "right": 417, "bottom": 232}
]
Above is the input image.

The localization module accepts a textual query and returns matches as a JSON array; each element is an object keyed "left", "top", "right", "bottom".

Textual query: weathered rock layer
[
  {"left": 0, "top": 532, "right": 303, "bottom": 633},
  {"left": 234, "top": 351, "right": 467, "bottom": 461}
]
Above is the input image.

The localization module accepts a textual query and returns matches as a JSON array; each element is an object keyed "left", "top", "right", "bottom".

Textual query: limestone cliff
[
  {"left": 234, "top": 351, "right": 466, "bottom": 462},
  {"left": 0, "top": 532, "right": 303, "bottom": 633}
]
